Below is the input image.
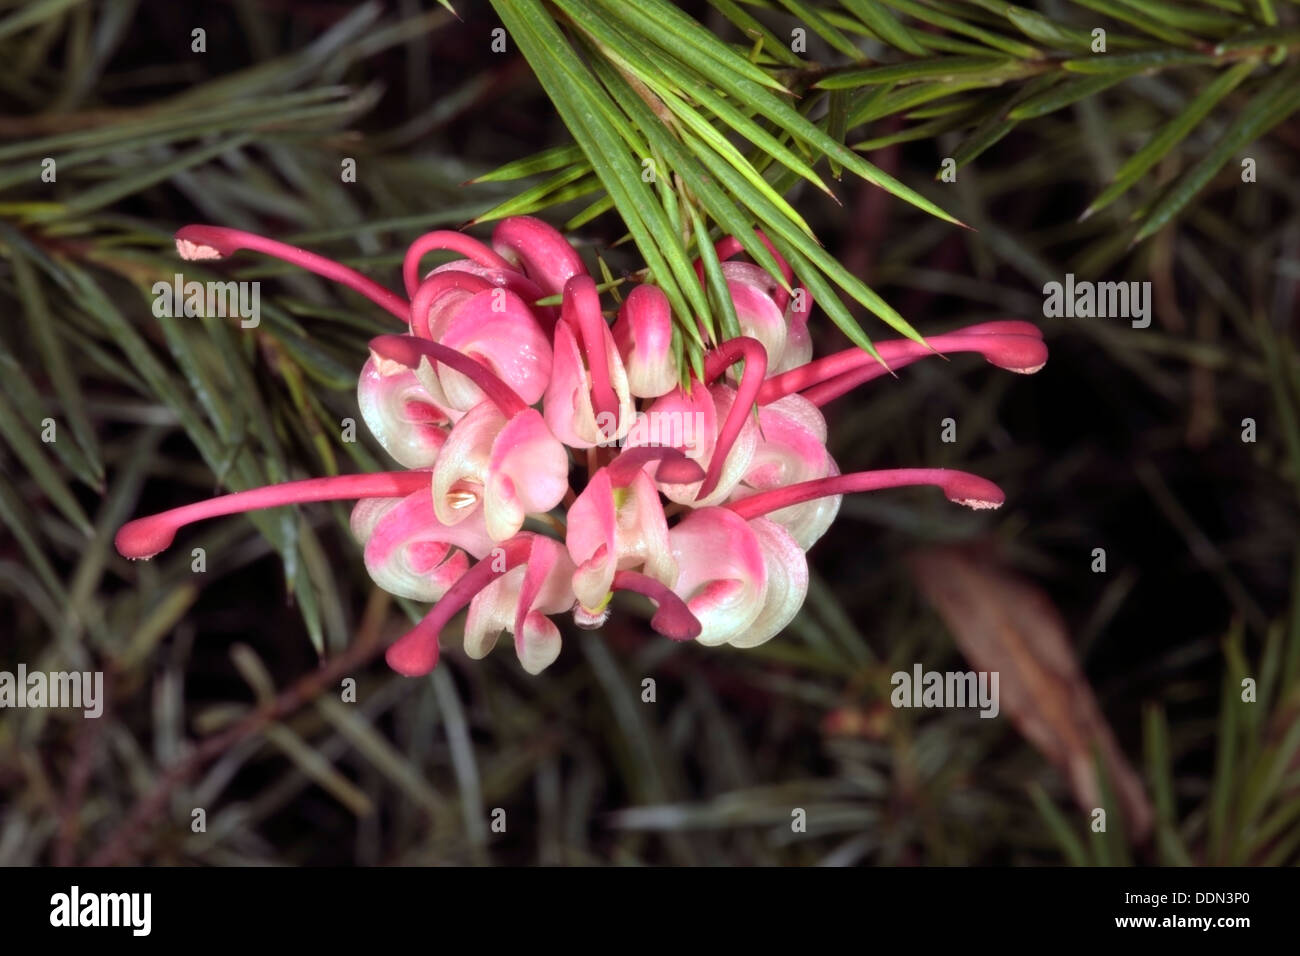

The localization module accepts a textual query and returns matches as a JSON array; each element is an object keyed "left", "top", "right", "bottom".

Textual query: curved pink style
[
  {"left": 492, "top": 216, "right": 588, "bottom": 297},
  {"left": 631, "top": 383, "right": 759, "bottom": 508},
  {"left": 726, "top": 468, "right": 1006, "bottom": 519},
  {"left": 760, "top": 321, "right": 1047, "bottom": 407},
  {"left": 543, "top": 302, "right": 635, "bottom": 449},
  {"left": 697, "top": 336, "right": 768, "bottom": 500},
  {"left": 422, "top": 286, "right": 554, "bottom": 409},
  {"left": 407, "top": 270, "right": 494, "bottom": 340},
  {"left": 427, "top": 259, "right": 552, "bottom": 329},
  {"left": 368, "top": 334, "right": 528, "bottom": 420},
  {"left": 563, "top": 275, "right": 620, "bottom": 430},
  {"left": 386, "top": 535, "right": 535, "bottom": 676},
  {"left": 402, "top": 230, "right": 513, "bottom": 298},
  {"left": 116, "top": 472, "right": 432, "bottom": 560},
  {"left": 610, "top": 570, "right": 702, "bottom": 641},
  {"left": 174, "top": 225, "right": 409, "bottom": 321}
]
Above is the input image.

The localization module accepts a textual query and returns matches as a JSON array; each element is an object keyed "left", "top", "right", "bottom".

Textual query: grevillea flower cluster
[{"left": 116, "top": 217, "right": 1047, "bottom": 677}]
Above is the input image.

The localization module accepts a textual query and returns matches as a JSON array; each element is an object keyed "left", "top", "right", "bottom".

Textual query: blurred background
[{"left": 1, "top": 0, "right": 1298, "bottom": 866}]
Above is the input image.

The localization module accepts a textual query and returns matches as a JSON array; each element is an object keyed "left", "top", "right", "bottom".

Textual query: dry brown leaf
[{"left": 907, "top": 543, "right": 1153, "bottom": 843}]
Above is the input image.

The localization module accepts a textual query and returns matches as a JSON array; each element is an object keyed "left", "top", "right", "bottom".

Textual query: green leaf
[
  {"left": 493, "top": 0, "right": 707, "bottom": 345},
  {"left": 46, "top": 133, "right": 255, "bottom": 219},
  {"left": 1134, "top": 64, "right": 1300, "bottom": 241},
  {"left": 688, "top": 205, "right": 742, "bottom": 343},
  {"left": 1005, "top": 7, "right": 1098, "bottom": 52},
  {"left": 852, "top": 107, "right": 986, "bottom": 150},
  {"left": 1123, "top": 0, "right": 1243, "bottom": 33},
  {"left": 8, "top": 245, "right": 102, "bottom": 485},
  {"left": 565, "top": 195, "right": 615, "bottom": 230},
  {"left": 565, "top": 2, "right": 830, "bottom": 216},
  {"left": 468, "top": 143, "right": 585, "bottom": 183},
  {"left": 470, "top": 165, "right": 599, "bottom": 223},
  {"left": 827, "top": 89, "right": 850, "bottom": 178},
  {"left": 945, "top": 74, "right": 1059, "bottom": 171},
  {"left": 706, "top": 0, "right": 806, "bottom": 68},
  {"left": 776, "top": 0, "right": 867, "bottom": 59},
  {"left": 876, "top": 0, "right": 1044, "bottom": 58},
  {"left": 817, "top": 56, "right": 1035, "bottom": 89},
  {"left": 1008, "top": 73, "right": 1139, "bottom": 120},
  {"left": 596, "top": 0, "right": 965, "bottom": 227},
  {"left": 581, "top": 44, "right": 794, "bottom": 316},
  {"left": 690, "top": 129, "right": 923, "bottom": 346},
  {"left": 1061, "top": 49, "right": 1217, "bottom": 73},
  {"left": 1069, "top": 0, "right": 1201, "bottom": 46},
  {"left": 1208, "top": 627, "right": 1244, "bottom": 861},
  {"left": 1143, "top": 704, "right": 1195, "bottom": 865},
  {"left": 1082, "top": 59, "right": 1256, "bottom": 220},
  {"left": 0, "top": 387, "right": 93, "bottom": 536},
  {"left": 0, "top": 473, "right": 68, "bottom": 603},
  {"left": 642, "top": 45, "right": 836, "bottom": 199},
  {"left": 60, "top": 263, "right": 223, "bottom": 463},
  {"left": 0, "top": 0, "right": 86, "bottom": 44},
  {"left": 849, "top": 80, "right": 996, "bottom": 126},
  {"left": 1028, "top": 783, "right": 1090, "bottom": 866},
  {"left": 840, "top": 0, "right": 928, "bottom": 56},
  {"left": 600, "top": 0, "right": 791, "bottom": 92},
  {"left": 1213, "top": 24, "right": 1300, "bottom": 52}
]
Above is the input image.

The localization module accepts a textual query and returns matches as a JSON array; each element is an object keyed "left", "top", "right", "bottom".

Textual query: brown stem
[{"left": 86, "top": 623, "right": 388, "bottom": 866}]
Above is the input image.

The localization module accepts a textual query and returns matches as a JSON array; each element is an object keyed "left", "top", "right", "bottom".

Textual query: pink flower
[
  {"left": 408, "top": 278, "right": 553, "bottom": 412},
  {"left": 357, "top": 359, "right": 454, "bottom": 469},
  {"left": 384, "top": 532, "right": 700, "bottom": 676},
  {"left": 613, "top": 284, "right": 677, "bottom": 398},
  {"left": 665, "top": 506, "right": 783, "bottom": 647},
  {"left": 490, "top": 215, "right": 588, "bottom": 298},
  {"left": 118, "top": 219, "right": 1048, "bottom": 678},
  {"left": 367, "top": 334, "right": 569, "bottom": 543},
  {"left": 566, "top": 447, "right": 702, "bottom": 618},
  {"left": 727, "top": 393, "right": 839, "bottom": 550},
  {"left": 462, "top": 534, "right": 577, "bottom": 675},
  {"left": 699, "top": 230, "right": 813, "bottom": 375},
  {"left": 350, "top": 485, "right": 494, "bottom": 601},
  {"left": 543, "top": 275, "right": 636, "bottom": 447}
]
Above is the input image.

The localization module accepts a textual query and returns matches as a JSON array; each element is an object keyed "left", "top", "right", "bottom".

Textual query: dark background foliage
[{"left": 1, "top": 0, "right": 1297, "bottom": 866}]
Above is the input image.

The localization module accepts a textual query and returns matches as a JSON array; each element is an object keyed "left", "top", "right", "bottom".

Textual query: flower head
[{"left": 118, "top": 218, "right": 1047, "bottom": 676}]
